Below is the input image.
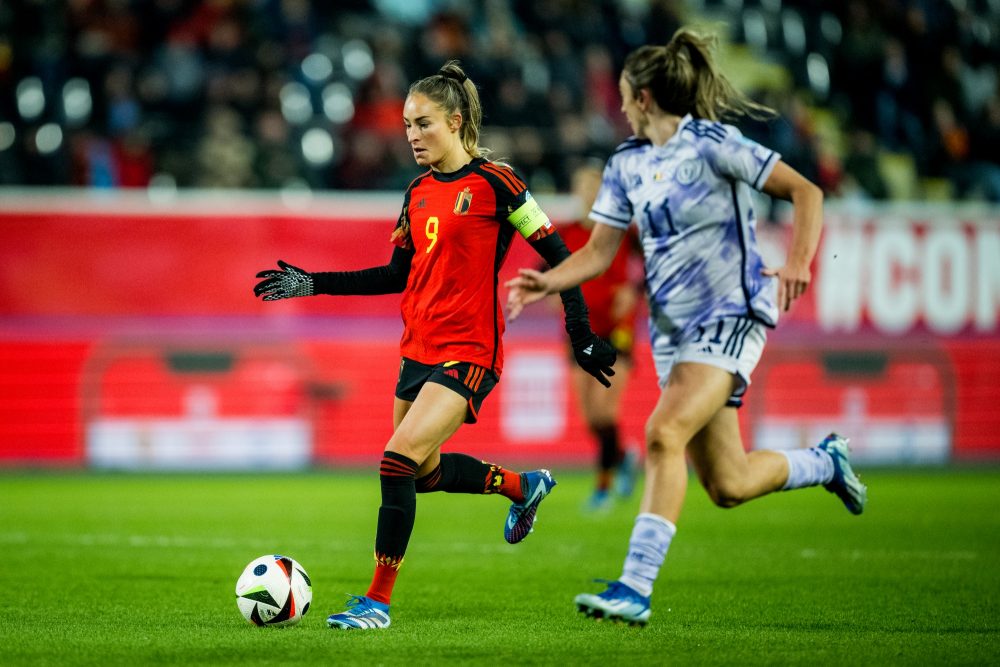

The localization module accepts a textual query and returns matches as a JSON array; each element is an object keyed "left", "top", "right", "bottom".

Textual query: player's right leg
[
  {"left": 327, "top": 595, "right": 392, "bottom": 630},
  {"left": 577, "top": 363, "right": 729, "bottom": 625},
  {"left": 328, "top": 382, "right": 467, "bottom": 630},
  {"left": 639, "top": 362, "right": 735, "bottom": 520},
  {"left": 574, "top": 579, "right": 651, "bottom": 626}
]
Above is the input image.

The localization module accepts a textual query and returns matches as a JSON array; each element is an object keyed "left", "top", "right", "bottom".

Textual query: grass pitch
[{"left": 1, "top": 468, "right": 998, "bottom": 665}]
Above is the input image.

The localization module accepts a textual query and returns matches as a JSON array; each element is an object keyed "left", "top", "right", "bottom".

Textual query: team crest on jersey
[
  {"left": 454, "top": 187, "right": 473, "bottom": 215},
  {"left": 675, "top": 158, "right": 702, "bottom": 185}
]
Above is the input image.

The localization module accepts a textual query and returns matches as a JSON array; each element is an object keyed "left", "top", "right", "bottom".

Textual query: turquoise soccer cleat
[
  {"left": 584, "top": 488, "right": 612, "bottom": 514},
  {"left": 326, "top": 595, "right": 391, "bottom": 630},
  {"left": 574, "top": 579, "right": 651, "bottom": 626},
  {"left": 614, "top": 448, "right": 640, "bottom": 498},
  {"left": 504, "top": 469, "right": 557, "bottom": 544},
  {"left": 817, "top": 433, "right": 867, "bottom": 515}
]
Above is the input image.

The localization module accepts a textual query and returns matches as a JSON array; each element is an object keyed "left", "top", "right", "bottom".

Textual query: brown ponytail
[{"left": 623, "top": 27, "right": 775, "bottom": 121}]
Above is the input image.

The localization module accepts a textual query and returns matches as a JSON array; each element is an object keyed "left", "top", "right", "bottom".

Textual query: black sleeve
[
  {"left": 311, "top": 245, "right": 413, "bottom": 296},
  {"left": 528, "top": 232, "right": 591, "bottom": 339}
]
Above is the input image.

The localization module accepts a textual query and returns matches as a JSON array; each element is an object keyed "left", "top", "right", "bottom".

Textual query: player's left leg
[
  {"left": 604, "top": 355, "right": 638, "bottom": 499},
  {"left": 408, "top": 361, "right": 557, "bottom": 543},
  {"left": 664, "top": 316, "right": 848, "bottom": 510},
  {"left": 572, "top": 362, "right": 631, "bottom": 510},
  {"left": 687, "top": 400, "right": 866, "bottom": 514},
  {"left": 686, "top": 407, "right": 788, "bottom": 507},
  {"left": 415, "top": 452, "right": 525, "bottom": 500}
]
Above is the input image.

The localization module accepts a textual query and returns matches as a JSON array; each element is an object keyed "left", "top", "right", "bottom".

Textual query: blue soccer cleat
[
  {"left": 817, "top": 433, "right": 867, "bottom": 515},
  {"left": 504, "top": 469, "right": 557, "bottom": 544},
  {"left": 326, "top": 595, "right": 391, "bottom": 630},
  {"left": 574, "top": 579, "right": 651, "bottom": 626}
]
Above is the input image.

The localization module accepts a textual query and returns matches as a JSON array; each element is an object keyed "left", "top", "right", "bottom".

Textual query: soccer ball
[{"left": 235, "top": 554, "right": 312, "bottom": 627}]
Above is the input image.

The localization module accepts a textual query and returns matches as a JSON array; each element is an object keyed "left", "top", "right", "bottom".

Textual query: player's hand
[
  {"left": 254, "top": 260, "right": 315, "bottom": 301},
  {"left": 570, "top": 331, "right": 617, "bottom": 388},
  {"left": 762, "top": 262, "right": 811, "bottom": 312},
  {"left": 505, "top": 268, "right": 552, "bottom": 321}
]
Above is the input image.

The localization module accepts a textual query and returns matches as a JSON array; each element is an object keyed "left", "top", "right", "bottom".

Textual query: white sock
[
  {"left": 619, "top": 513, "right": 676, "bottom": 597},
  {"left": 781, "top": 447, "right": 834, "bottom": 490}
]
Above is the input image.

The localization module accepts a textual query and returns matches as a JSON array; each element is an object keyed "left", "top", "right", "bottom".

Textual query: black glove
[
  {"left": 254, "top": 260, "right": 314, "bottom": 301},
  {"left": 570, "top": 330, "right": 618, "bottom": 388}
]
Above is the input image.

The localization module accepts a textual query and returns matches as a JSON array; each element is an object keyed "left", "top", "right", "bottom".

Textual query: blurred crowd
[{"left": 1, "top": 0, "right": 998, "bottom": 201}]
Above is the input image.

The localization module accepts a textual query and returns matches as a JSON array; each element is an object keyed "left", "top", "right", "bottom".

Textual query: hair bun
[{"left": 441, "top": 69, "right": 468, "bottom": 84}]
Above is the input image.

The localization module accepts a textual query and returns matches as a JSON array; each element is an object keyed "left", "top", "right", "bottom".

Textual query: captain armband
[{"left": 507, "top": 193, "right": 553, "bottom": 240}]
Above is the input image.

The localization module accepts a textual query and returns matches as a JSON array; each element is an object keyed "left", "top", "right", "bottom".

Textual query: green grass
[{"left": 1, "top": 469, "right": 999, "bottom": 665}]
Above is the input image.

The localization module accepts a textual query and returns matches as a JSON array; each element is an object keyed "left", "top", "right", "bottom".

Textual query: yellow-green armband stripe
[{"left": 507, "top": 196, "right": 550, "bottom": 239}]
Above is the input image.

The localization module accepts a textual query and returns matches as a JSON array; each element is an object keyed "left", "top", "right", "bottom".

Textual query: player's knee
[
  {"left": 644, "top": 419, "right": 688, "bottom": 457},
  {"left": 384, "top": 432, "right": 433, "bottom": 466},
  {"left": 587, "top": 418, "right": 615, "bottom": 435},
  {"left": 704, "top": 478, "right": 748, "bottom": 509}
]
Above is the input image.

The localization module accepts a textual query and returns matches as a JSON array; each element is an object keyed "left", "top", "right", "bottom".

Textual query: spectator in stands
[
  {"left": 929, "top": 96, "right": 1000, "bottom": 202},
  {"left": 2, "top": 0, "right": 999, "bottom": 200},
  {"left": 843, "top": 129, "right": 889, "bottom": 201},
  {"left": 559, "top": 160, "right": 642, "bottom": 512},
  {"left": 875, "top": 37, "right": 925, "bottom": 160}
]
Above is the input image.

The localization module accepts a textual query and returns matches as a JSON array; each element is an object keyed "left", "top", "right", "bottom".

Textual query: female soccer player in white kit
[{"left": 506, "top": 27, "right": 867, "bottom": 626}]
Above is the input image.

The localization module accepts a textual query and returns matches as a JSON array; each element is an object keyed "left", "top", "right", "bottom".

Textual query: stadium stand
[{"left": 0, "top": 0, "right": 998, "bottom": 200}]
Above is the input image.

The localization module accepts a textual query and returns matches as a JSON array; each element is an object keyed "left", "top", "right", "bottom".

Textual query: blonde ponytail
[{"left": 409, "top": 60, "right": 490, "bottom": 159}]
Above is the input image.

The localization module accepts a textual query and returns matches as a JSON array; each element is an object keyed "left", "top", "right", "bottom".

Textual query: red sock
[
  {"left": 486, "top": 464, "right": 525, "bottom": 503},
  {"left": 366, "top": 553, "right": 402, "bottom": 605}
]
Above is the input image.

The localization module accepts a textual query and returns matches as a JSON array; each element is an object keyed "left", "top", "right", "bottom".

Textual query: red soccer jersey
[
  {"left": 392, "top": 158, "right": 545, "bottom": 375},
  {"left": 559, "top": 222, "right": 639, "bottom": 339}
]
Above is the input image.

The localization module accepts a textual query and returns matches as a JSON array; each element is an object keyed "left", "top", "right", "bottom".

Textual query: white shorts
[{"left": 651, "top": 316, "right": 767, "bottom": 408}]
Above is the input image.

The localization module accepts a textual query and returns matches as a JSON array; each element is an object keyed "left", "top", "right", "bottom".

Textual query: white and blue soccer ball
[{"left": 235, "top": 555, "right": 312, "bottom": 627}]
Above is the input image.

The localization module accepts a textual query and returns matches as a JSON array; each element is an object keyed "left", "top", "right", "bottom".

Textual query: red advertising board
[{"left": 1, "top": 192, "right": 997, "bottom": 467}]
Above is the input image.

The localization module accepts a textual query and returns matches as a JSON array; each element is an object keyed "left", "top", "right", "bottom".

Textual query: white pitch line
[
  {"left": 799, "top": 547, "right": 978, "bottom": 561},
  {"left": 0, "top": 531, "right": 583, "bottom": 556}
]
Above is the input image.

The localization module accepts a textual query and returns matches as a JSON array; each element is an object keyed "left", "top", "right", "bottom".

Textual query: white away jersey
[{"left": 591, "top": 114, "right": 780, "bottom": 339}]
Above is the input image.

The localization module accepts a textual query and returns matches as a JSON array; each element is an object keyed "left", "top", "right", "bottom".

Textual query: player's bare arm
[
  {"left": 506, "top": 222, "right": 627, "bottom": 321},
  {"left": 760, "top": 160, "right": 824, "bottom": 311}
]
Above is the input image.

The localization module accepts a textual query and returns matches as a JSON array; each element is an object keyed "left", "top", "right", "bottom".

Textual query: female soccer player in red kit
[
  {"left": 561, "top": 161, "right": 643, "bottom": 511},
  {"left": 254, "top": 60, "right": 616, "bottom": 630}
]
